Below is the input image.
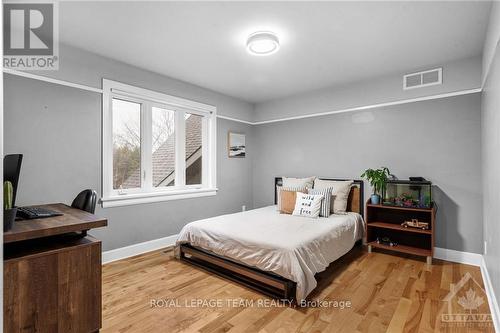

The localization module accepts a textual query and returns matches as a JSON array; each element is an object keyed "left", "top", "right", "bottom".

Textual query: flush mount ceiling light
[{"left": 246, "top": 31, "right": 280, "bottom": 56}]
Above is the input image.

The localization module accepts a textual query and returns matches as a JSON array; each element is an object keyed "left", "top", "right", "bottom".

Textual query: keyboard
[{"left": 17, "top": 207, "right": 63, "bottom": 219}]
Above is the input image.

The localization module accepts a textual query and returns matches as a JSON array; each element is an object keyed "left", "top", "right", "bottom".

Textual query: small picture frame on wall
[{"left": 228, "top": 132, "right": 246, "bottom": 158}]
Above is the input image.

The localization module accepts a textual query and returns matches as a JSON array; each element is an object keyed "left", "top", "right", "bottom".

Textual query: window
[
  {"left": 102, "top": 79, "right": 217, "bottom": 207},
  {"left": 152, "top": 106, "right": 176, "bottom": 188},
  {"left": 185, "top": 113, "right": 203, "bottom": 185}
]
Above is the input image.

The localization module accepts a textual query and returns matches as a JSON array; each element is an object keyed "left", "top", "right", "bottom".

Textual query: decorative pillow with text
[{"left": 292, "top": 192, "right": 324, "bottom": 218}]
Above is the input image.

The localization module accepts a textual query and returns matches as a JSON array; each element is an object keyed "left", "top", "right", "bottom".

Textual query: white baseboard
[
  {"left": 102, "top": 234, "right": 179, "bottom": 264},
  {"left": 481, "top": 257, "right": 500, "bottom": 333},
  {"left": 434, "top": 247, "right": 483, "bottom": 266}
]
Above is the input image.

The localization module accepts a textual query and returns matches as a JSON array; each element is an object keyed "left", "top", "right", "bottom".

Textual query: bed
[{"left": 176, "top": 177, "right": 364, "bottom": 301}]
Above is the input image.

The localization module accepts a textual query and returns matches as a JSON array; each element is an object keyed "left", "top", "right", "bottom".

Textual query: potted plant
[
  {"left": 360, "top": 167, "right": 391, "bottom": 205},
  {"left": 4, "top": 181, "right": 17, "bottom": 231}
]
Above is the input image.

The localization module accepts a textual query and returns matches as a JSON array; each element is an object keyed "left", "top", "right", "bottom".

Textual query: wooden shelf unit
[
  {"left": 365, "top": 202, "right": 436, "bottom": 264},
  {"left": 368, "top": 221, "right": 432, "bottom": 234}
]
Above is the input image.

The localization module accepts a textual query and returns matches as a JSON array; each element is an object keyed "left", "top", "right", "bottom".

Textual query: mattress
[{"left": 176, "top": 205, "right": 364, "bottom": 301}]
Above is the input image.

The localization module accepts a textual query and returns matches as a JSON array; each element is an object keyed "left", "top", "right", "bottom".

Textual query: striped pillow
[
  {"left": 277, "top": 186, "right": 306, "bottom": 211},
  {"left": 308, "top": 187, "right": 333, "bottom": 217}
]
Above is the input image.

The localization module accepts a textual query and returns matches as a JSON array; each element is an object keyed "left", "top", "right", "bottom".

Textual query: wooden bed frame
[{"left": 179, "top": 177, "right": 364, "bottom": 301}]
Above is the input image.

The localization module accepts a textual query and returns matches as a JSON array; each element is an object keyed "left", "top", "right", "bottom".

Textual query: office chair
[{"left": 71, "top": 189, "right": 98, "bottom": 214}]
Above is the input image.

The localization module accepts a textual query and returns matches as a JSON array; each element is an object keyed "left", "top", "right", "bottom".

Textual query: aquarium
[{"left": 382, "top": 180, "right": 432, "bottom": 209}]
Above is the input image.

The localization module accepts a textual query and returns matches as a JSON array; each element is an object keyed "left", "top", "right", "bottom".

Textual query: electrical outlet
[
  {"left": 242, "top": 205, "right": 246, "bottom": 212},
  {"left": 484, "top": 241, "right": 488, "bottom": 255}
]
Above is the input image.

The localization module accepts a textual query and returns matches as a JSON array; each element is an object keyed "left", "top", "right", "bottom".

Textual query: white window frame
[{"left": 101, "top": 79, "right": 217, "bottom": 208}]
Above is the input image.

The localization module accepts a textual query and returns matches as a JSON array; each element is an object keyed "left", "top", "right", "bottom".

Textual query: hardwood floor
[{"left": 102, "top": 246, "right": 494, "bottom": 332}]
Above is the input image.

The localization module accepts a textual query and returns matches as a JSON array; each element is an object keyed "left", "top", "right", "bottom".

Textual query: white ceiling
[{"left": 59, "top": 1, "right": 491, "bottom": 103}]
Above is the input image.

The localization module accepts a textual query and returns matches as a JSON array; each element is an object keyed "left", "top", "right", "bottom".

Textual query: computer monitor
[{"left": 4, "top": 154, "right": 23, "bottom": 207}]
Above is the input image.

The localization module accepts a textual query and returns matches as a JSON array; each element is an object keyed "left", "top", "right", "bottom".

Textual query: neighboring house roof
[{"left": 121, "top": 115, "right": 202, "bottom": 188}]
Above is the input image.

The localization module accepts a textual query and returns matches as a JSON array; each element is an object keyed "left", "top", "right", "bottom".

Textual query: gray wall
[
  {"left": 254, "top": 56, "right": 481, "bottom": 123},
  {"left": 4, "top": 74, "right": 254, "bottom": 251},
  {"left": 253, "top": 93, "right": 482, "bottom": 253},
  {"left": 481, "top": 0, "right": 500, "bottom": 312},
  {"left": 482, "top": 2, "right": 500, "bottom": 84},
  {"left": 27, "top": 44, "right": 255, "bottom": 123},
  {"left": 2, "top": 44, "right": 486, "bottom": 256}
]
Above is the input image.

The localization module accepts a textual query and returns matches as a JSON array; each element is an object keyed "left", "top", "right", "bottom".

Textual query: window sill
[{"left": 101, "top": 188, "right": 218, "bottom": 208}]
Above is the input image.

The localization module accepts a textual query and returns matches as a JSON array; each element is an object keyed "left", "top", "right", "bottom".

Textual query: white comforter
[{"left": 176, "top": 205, "right": 364, "bottom": 301}]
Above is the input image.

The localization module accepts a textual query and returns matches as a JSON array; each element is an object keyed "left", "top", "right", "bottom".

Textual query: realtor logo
[
  {"left": 441, "top": 272, "right": 493, "bottom": 329},
  {"left": 3, "top": 1, "right": 59, "bottom": 69}
]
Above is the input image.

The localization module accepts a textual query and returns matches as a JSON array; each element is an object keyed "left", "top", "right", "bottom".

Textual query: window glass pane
[
  {"left": 185, "top": 113, "right": 203, "bottom": 185},
  {"left": 112, "top": 98, "right": 141, "bottom": 190},
  {"left": 152, "top": 107, "right": 176, "bottom": 187}
]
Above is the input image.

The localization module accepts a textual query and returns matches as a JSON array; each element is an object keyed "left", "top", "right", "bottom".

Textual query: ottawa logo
[{"left": 441, "top": 272, "right": 493, "bottom": 329}]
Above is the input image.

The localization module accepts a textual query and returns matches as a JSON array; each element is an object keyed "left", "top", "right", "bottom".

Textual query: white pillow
[
  {"left": 292, "top": 192, "right": 324, "bottom": 218},
  {"left": 313, "top": 179, "right": 353, "bottom": 214},
  {"left": 282, "top": 176, "right": 316, "bottom": 189}
]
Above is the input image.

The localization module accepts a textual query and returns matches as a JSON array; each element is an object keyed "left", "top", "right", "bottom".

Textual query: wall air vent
[{"left": 403, "top": 67, "right": 442, "bottom": 90}]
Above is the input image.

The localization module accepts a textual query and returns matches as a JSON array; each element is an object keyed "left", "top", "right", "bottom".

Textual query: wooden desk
[
  {"left": 5, "top": 203, "right": 107, "bottom": 243},
  {"left": 4, "top": 204, "right": 107, "bottom": 333}
]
